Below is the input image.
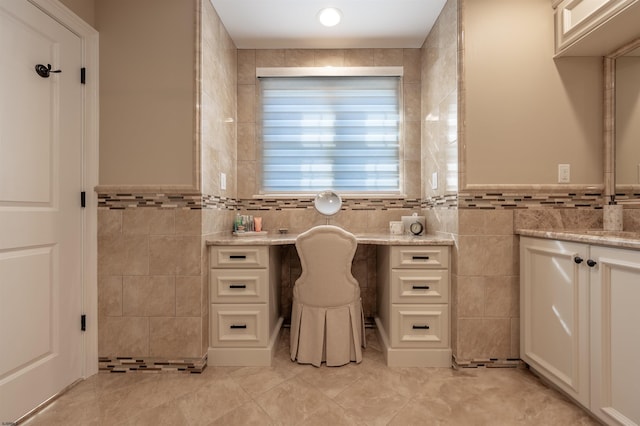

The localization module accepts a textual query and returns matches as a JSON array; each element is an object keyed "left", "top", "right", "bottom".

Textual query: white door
[
  {"left": 590, "top": 246, "right": 640, "bottom": 426},
  {"left": 0, "top": 0, "right": 84, "bottom": 422}
]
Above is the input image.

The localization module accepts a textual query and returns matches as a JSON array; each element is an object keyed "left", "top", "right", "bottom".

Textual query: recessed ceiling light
[{"left": 317, "top": 7, "right": 342, "bottom": 27}]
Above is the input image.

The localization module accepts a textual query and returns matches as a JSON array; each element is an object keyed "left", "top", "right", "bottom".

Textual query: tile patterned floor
[{"left": 22, "top": 330, "right": 601, "bottom": 426}]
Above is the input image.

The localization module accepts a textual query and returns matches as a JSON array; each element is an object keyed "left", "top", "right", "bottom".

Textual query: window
[{"left": 258, "top": 68, "right": 402, "bottom": 195}]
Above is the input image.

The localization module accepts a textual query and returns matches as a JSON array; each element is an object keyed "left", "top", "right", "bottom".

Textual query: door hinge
[
  {"left": 81, "top": 191, "right": 86, "bottom": 208},
  {"left": 80, "top": 67, "right": 86, "bottom": 84},
  {"left": 81, "top": 314, "right": 86, "bottom": 331}
]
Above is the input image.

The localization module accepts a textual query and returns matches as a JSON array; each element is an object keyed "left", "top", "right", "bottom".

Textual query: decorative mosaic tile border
[
  {"left": 96, "top": 191, "right": 638, "bottom": 211},
  {"left": 237, "top": 197, "right": 423, "bottom": 211},
  {"left": 98, "top": 193, "right": 236, "bottom": 210},
  {"left": 98, "top": 355, "right": 207, "bottom": 374},
  {"left": 458, "top": 191, "right": 604, "bottom": 209},
  {"left": 453, "top": 357, "right": 524, "bottom": 369}
]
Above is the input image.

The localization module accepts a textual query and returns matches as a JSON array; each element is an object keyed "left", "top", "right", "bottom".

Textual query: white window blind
[{"left": 259, "top": 75, "right": 401, "bottom": 194}]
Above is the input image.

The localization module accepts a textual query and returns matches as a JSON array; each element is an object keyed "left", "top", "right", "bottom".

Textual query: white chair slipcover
[{"left": 290, "top": 225, "right": 366, "bottom": 367}]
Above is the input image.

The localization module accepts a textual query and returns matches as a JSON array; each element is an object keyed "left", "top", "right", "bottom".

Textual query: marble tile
[
  {"left": 209, "top": 401, "right": 276, "bottom": 425},
  {"left": 149, "top": 316, "right": 202, "bottom": 358},
  {"left": 459, "top": 209, "right": 514, "bottom": 235},
  {"left": 456, "top": 275, "right": 485, "bottom": 317},
  {"left": 284, "top": 49, "right": 315, "bottom": 67},
  {"left": 122, "top": 276, "right": 175, "bottom": 317},
  {"left": 237, "top": 84, "right": 256, "bottom": 123},
  {"left": 484, "top": 275, "right": 519, "bottom": 318},
  {"left": 175, "top": 275, "right": 202, "bottom": 317},
  {"left": 255, "top": 376, "right": 335, "bottom": 425},
  {"left": 174, "top": 209, "right": 202, "bottom": 236},
  {"left": 256, "top": 49, "right": 285, "bottom": 67},
  {"left": 373, "top": 48, "right": 403, "bottom": 66},
  {"left": 344, "top": 49, "right": 374, "bottom": 66},
  {"left": 26, "top": 329, "right": 599, "bottom": 426},
  {"left": 149, "top": 236, "right": 201, "bottom": 276},
  {"left": 98, "top": 316, "right": 149, "bottom": 357},
  {"left": 237, "top": 123, "right": 256, "bottom": 162},
  {"left": 98, "top": 275, "right": 122, "bottom": 317},
  {"left": 122, "top": 208, "right": 175, "bottom": 236},
  {"left": 456, "top": 235, "right": 518, "bottom": 277},
  {"left": 98, "top": 209, "right": 122, "bottom": 236},
  {"left": 457, "top": 318, "right": 511, "bottom": 361},
  {"left": 314, "top": 49, "right": 345, "bottom": 67},
  {"left": 98, "top": 234, "right": 149, "bottom": 276},
  {"left": 402, "top": 49, "right": 421, "bottom": 84},
  {"left": 237, "top": 49, "right": 256, "bottom": 84}
]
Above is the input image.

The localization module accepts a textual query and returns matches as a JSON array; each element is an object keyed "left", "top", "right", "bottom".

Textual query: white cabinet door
[
  {"left": 520, "top": 237, "right": 591, "bottom": 407},
  {"left": 590, "top": 246, "right": 640, "bottom": 426}
]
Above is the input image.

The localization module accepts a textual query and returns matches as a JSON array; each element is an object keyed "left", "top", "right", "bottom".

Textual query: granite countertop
[
  {"left": 517, "top": 229, "right": 640, "bottom": 250},
  {"left": 206, "top": 232, "right": 454, "bottom": 246}
]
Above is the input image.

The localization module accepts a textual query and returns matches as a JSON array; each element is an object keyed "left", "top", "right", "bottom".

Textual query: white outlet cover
[
  {"left": 221, "top": 172, "right": 227, "bottom": 190},
  {"left": 431, "top": 171, "right": 438, "bottom": 190},
  {"left": 558, "top": 164, "right": 570, "bottom": 183}
]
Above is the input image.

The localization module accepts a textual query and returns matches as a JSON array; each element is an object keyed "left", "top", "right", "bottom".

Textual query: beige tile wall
[{"left": 98, "top": 208, "right": 204, "bottom": 358}]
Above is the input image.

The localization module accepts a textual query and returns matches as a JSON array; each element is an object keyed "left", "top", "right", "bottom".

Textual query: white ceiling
[{"left": 209, "top": 0, "right": 448, "bottom": 49}]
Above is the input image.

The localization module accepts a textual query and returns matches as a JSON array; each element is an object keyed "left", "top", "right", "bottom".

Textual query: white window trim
[{"left": 256, "top": 66, "right": 404, "bottom": 78}]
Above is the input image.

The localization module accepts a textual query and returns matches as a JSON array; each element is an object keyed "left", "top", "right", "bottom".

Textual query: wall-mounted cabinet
[
  {"left": 553, "top": 0, "right": 640, "bottom": 56},
  {"left": 521, "top": 236, "right": 640, "bottom": 425}
]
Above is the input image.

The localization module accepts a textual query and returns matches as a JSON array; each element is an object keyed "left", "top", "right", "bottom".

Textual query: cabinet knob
[
  {"left": 574, "top": 256, "right": 584, "bottom": 264},
  {"left": 587, "top": 259, "right": 597, "bottom": 267}
]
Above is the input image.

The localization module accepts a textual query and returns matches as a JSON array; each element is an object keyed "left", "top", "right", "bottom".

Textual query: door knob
[
  {"left": 574, "top": 256, "right": 584, "bottom": 264},
  {"left": 587, "top": 259, "right": 597, "bottom": 267}
]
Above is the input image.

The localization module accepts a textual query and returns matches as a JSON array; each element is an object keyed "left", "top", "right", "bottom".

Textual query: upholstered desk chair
[{"left": 290, "top": 225, "right": 366, "bottom": 367}]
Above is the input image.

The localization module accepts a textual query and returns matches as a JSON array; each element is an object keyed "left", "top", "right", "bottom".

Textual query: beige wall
[
  {"left": 96, "top": 0, "right": 196, "bottom": 186},
  {"left": 463, "top": 0, "right": 603, "bottom": 186},
  {"left": 615, "top": 55, "right": 640, "bottom": 185},
  {"left": 59, "top": 0, "right": 95, "bottom": 27}
]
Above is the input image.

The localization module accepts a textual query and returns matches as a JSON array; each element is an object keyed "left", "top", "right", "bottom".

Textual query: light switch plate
[
  {"left": 431, "top": 171, "right": 438, "bottom": 190},
  {"left": 558, "top": 164, "right": 570, "bottom": 183},
  {"left": 220, "top": 172, "right": 226, "bottom": 190}
]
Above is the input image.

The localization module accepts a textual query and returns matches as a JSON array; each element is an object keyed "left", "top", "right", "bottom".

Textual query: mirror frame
[{"left": 604, "top": 37, "right": 640, "bottom": 198}]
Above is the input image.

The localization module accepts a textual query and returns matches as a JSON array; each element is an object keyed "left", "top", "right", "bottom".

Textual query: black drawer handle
[
  {"left": 230, "top": 324, "right": 247, "bottom": 329},
  {"left": 412, "top": 285, "right": 430, "bottom": 290},
  {"left": 229, "top": 284, "right": 247, "bottom": 289},
  {"left": 229, "top": 255, "right": 247, "bottom": 260},
  {"left": 412, "top": 325, "right": 430, "bottom": 330},
  {"left": 412, "top": 256, "right": 429, "bottom": 260}
]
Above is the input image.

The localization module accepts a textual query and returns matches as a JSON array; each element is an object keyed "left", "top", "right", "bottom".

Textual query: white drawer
[
  {"left": 391, "top": 269, "right": 449, "bottom": 304},
  {"left": 390, "top": 246, "right": 449, "bottom": 269},
  {"left": 211, "top": 304, "right": 268, "bottom": 347},
  {"left": 390, "top": 304, "right": 449, "bottom": 348},
  {"left": 210, "top": 246, "right": 268, "bottom": 268},
  {"left": 210, "top": 269, "right": 268, "bottom": 303}
]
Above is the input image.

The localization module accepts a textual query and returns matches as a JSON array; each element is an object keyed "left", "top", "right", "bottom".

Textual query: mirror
[
  {"left": 606, "top": 37, "right": 640, "bottom": 195},
  {"left": 615, "top": 45, "right": 640, "bottom": 188},
  {"left": 314, "top": 190, "right": 342, "bottom": 216}
]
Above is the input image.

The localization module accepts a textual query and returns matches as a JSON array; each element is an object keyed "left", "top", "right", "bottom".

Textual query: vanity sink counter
[
  {"left": 206, "top": 232, "right": 455, "bottom": 246},
  {"left": 517, "top": 229, "right": 640, "bottom": 250}
]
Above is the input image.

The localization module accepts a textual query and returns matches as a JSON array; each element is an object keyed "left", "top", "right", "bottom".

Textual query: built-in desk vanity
[
  {"left": 206, "top": 233, "right": 454, "bottom": 368},
  {"left": 518, "top": 229, "right": 640, "bottom": 426}
]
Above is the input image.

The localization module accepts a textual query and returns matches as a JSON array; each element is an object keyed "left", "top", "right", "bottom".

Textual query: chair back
[{"left": 294, "top": 225, "right": 359, "bottom": 307}]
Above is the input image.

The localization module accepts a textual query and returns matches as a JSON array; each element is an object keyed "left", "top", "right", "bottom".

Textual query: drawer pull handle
[
  {"left": 412, "top": 285, "right": 430, "bottom": 290},
  {"left": 229, "top": 255, "right": 247, "bottom": 260},
  {"left": 412, "top": 325, "right": 430, "bottom": 330},
  {"left": 412, "top": 256, "right": 429, "bottom": 260},
  {"left": 229, "top": 284, "right": 247, "bottom": 289},
  {"left": 230, "top": 324, "right": 247, "bottom": 329}
]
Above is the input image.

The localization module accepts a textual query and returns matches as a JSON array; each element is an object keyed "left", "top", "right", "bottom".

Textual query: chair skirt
[{"left": 290, "top": 300, "right": 365, "bottom": 367}]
